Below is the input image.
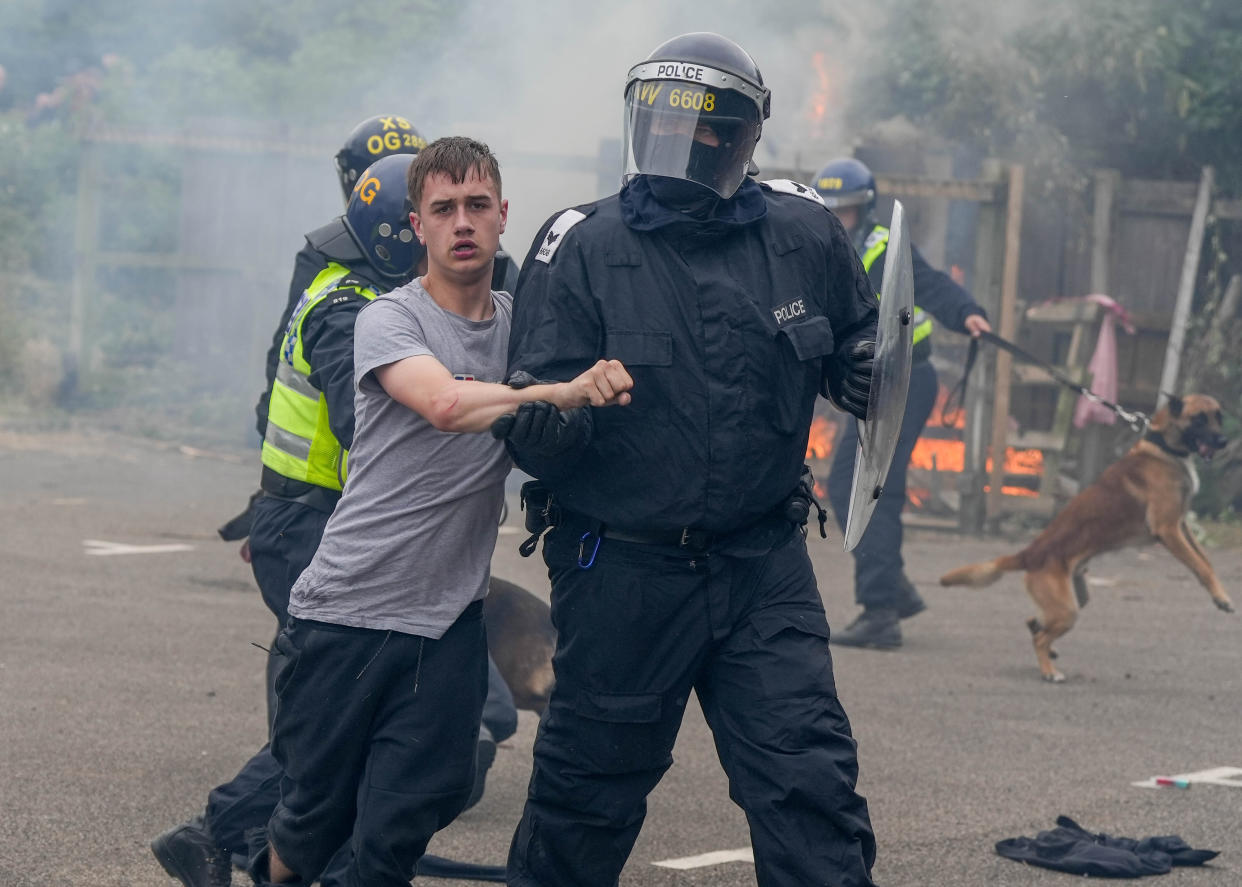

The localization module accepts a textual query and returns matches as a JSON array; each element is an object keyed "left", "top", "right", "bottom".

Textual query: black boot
[
  {"left": 151, "top": 815, "right": 232, "bottom": 887},
  {"left": 894, "top": 574, "right": 927, "bottom": 620},
  {"left": 832, "top": 607, "right": 902, "bottom": 649}
]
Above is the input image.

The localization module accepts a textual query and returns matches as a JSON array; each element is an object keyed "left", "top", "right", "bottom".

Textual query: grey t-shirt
[{"left": 288, "top": 279, "right": 513, "bottom": 638}]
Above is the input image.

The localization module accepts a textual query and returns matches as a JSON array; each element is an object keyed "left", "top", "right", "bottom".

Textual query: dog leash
[{"left": 943, "top": 330, "right": 1151, "bottom": 434}]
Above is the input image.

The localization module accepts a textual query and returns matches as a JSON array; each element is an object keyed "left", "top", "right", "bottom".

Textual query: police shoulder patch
[
  {"left": 761, "top": 179, "right": 826, "bottom": 206},
  {"left": 534, "top": 209, "right": 587, "bottom": 265}
]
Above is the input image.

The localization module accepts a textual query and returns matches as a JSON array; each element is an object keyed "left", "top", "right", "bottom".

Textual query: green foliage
[{"left": 852, "top": 0, "right": 1242, "bottom": 189}]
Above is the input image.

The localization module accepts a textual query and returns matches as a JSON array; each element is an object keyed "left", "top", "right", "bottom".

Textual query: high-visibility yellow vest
[
  {"left": 860, "top": 225, "right": 933, "bottom": 345},
  {"left": 261, "top": 263, "right": 379, "bottom": 490}
]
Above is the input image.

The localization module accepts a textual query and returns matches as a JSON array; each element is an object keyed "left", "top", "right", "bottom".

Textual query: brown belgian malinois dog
[
  {"left": 485, "top": 576, "right": 556, "bottom": 712},
  {"left": 939, "top": 394, "right": 1233, "bottom": 682}
]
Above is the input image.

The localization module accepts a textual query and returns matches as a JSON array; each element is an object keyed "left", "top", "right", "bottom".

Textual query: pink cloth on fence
[{"left": 1072, "top": 294, "right": 1136, "bottom": 428}]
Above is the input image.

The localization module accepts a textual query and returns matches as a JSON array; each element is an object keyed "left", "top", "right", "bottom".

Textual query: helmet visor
[{"left": 622, "top": 79, "right": 760, "bottom": 198}]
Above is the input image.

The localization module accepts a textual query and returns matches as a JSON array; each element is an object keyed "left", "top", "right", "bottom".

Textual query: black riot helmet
[
  {"left": 343, "top": 154, "right": 424, "bottom": 281},
  {"left": 622, "top": 32, "right": 770, "bottom": 199},
  {"left": 334, "top": 114, "right": 427, "bottom": 203},
  {"left": 813, "top": 157, "right": 877, "bottom": 218}
]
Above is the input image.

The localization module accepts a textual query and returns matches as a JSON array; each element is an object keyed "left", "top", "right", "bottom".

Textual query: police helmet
[
  {"left": 343, "top": 154, "right": 424, "bottom": 281},
  {"left": 813, "top": 157, "right": 877, "bottom": 217},
  {"left": 334, "top": 115, "right": 427, "bottom": 202},
  {"left": 622, "top": 32, "right": 770, "bottom": 199}
]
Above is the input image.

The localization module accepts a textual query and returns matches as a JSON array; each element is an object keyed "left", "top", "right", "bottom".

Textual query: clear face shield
[{"left": 621, "top": 63, "right": 766, "bottom": 199}]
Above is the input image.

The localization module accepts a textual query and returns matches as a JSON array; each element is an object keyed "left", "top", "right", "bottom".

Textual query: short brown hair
[{"left": 406, "top": 136, "right": 502, "bottom": 213}]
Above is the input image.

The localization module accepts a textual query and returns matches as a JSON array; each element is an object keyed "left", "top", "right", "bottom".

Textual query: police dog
[
  {"left": 939, "top": 394, "right": 1233, "bottom": 682},
  {"left": 485, "top": 576, "right": 556, "bottom": 712}
]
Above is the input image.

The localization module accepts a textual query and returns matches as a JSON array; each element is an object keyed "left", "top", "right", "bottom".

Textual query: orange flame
[
  {"left": 806, "top": 415, "right": 837, "bottom": 460},
  {"left": 806, "top": 389, "right": 1045, "bottom": 506}
]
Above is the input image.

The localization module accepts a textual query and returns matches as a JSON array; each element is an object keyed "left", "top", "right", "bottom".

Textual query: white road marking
[
  {"left": 1132, "top": 766, "right": 1242, "bottom": 788},
  {"left": 653, "top": 848, "right": 754, "bottom": 870},
  {"left": 497, "top": 526, "right": 523, "bottom": 536},
  {"left": 84, "top": 539, "right": 196, "bottom": 556}
]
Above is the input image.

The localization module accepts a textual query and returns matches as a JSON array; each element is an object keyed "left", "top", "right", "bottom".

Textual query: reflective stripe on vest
[
  {"left": 261, "top": 262, "right": 378, "bottom": 491},
  {"left": 860, "top": 225, "right": 933, "bottom": 345}
]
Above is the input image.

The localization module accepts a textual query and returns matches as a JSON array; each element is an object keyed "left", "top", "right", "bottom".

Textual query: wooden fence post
[
  {"left": 1157, "top": 165, "right": 1214, "bottom": 408},
  {"left": 959, "top": 160, "right": 1004, "bottom": 534},
  {"left": 986, "top": 164, "right": 1025, "bottom": 521}
]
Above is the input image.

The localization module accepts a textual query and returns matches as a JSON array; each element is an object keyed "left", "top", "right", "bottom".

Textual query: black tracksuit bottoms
[{"left": 259, "top": 602, "right": 488, "bottom": 887}]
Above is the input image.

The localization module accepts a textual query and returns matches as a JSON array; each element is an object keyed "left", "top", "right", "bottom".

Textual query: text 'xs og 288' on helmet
[
  {"left": 623, "top": 32, "right": 770, "bottom": 199},
  {"left": 334, "top": 114, "right": 428, "bottom": 202},
  {"left": 344, "top": 153, "right": 424, "bottom": 281}
]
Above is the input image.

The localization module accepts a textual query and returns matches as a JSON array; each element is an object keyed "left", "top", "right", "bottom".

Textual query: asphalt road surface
[{"left": 2, "top": 427, "right": 1239, "bottom": 886}]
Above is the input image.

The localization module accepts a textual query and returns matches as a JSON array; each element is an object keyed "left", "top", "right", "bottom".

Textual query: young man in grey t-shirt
[{"left": 250, "top": 137, "right": 633, "bottom": 887}]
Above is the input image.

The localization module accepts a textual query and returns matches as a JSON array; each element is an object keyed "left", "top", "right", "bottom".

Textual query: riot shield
[{"left": 843, "top": 200, "right": 915, "bottom": 551}]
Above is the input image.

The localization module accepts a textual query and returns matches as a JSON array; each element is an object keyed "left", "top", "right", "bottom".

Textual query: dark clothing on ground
[
  {"left": 827, "top": 359, "right": 938, "bottom": 606},
  {"left": 996, "top": 815, "right": 1218, "bottom": 877},
  {"left": 257, "top": 605, "right": 488, "bottom": 887},
  {"left": 504, "top": 176, "right": 879, "bottom": 887}
]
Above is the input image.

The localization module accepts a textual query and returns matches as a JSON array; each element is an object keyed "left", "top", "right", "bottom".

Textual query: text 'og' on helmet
[{"left": 344, "top": 154, "right": 424, "bottom": 281}]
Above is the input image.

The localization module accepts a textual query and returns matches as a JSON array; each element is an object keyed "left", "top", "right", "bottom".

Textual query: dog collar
[{"left": 1145, "top": 430, "right": 1191, "bottom": 458}]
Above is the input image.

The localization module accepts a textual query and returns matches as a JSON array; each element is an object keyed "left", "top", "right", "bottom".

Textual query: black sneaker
[
  {"left": 463, "top": 725, "right": 497, "bottom": 811},
  {"left": 831, "top": 607, "right": 902, "bottom": 649},
  {"left": 894, "top": 575, "right": 927, "bottom": 620},
  {"left": 151, "top": 815, "right": 231, "bottom": 887}
]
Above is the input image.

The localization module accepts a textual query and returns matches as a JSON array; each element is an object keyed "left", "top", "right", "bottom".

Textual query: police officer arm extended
[{"left": 374, "top": 355, "right": 632, "bottom": 433}]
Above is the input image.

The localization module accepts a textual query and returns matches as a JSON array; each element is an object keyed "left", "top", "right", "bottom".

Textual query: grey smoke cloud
[{"left": 355, "top": 1, "right": 859, "bottom": 254}]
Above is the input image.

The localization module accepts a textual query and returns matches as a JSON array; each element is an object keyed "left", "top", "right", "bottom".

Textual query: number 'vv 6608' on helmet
[
  {"left": 622, "top": 32, "right": 770, "bottom": 199},
  {"left": 344, "top": 154, "right": 424, "bottom": 281}
]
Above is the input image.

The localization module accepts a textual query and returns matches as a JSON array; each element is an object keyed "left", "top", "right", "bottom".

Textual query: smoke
[{"left": 352, "top": 0, "right": 866, "bottom": 255}]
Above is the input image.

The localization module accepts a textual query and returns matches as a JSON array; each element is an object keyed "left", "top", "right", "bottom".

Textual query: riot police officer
[
  {"left": 815, "top": 156, "right": 991, "bottom": 648},
  {"left": 495, "top": 32, "right": 879, "bottom": 887}
]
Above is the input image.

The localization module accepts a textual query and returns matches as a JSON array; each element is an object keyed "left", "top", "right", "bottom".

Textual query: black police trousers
[
  {"left": 507, "top": 524, "right": 877, "bottom": 887},
  {"left": 827, "top": 359, "right": 938, "bottom": 608},
  {"left": 248, "top": 495, "right": 329, "bottom": 726}
]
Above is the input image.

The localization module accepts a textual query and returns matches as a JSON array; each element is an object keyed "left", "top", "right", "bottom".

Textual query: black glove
[
  {"left": 491, "top": 401, "right": 588, "bottom": 458},
  {"left": 823, "top": 339, "right": 874, "bottom": 420}
]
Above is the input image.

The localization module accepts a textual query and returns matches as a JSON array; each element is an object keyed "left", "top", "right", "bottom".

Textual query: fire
[
  {"left": 806, "top": 387, "right": 1046, "bottom": 506},
  {"left": 806, "top": 415, "right": 837, "bottom": 460},
  {"left": 806, "top": 52, "right": 836, "bottom": 137}
]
